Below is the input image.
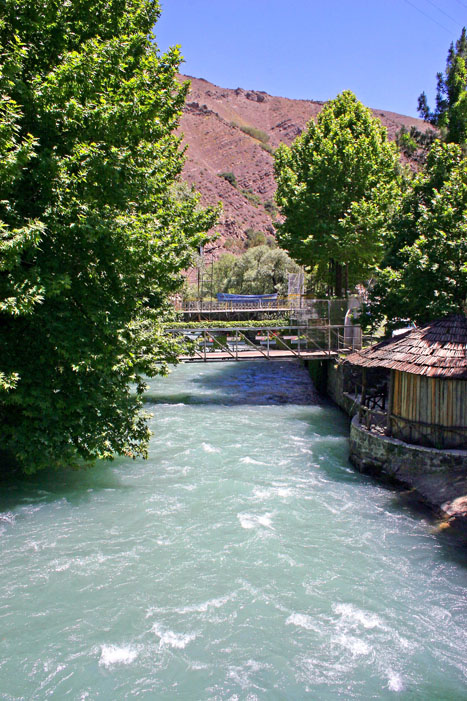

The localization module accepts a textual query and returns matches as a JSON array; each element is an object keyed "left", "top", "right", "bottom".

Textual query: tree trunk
[{"left": 334, "top": 262, "right": 343, "bottom": 298}]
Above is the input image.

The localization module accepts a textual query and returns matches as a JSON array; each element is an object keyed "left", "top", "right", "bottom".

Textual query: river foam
[
  {"left": 99, "top": 645, "right": 138, "bottom": 667},
  {"left": 152, "top": 623, "right": 197, "bottom": 649},
  {"left": 0, "top": 360, "right": 466, "bottom": 699}
]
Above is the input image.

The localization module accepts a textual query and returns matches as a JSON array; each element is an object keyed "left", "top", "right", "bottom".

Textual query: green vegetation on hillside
[
  {"left": 218, "top": 171, "right": 237, "bottom": 187},
  {"left": 231, "top": 122, "right": 271, "bottom": 146},
  {"left": 218, "top": 170, "right": 272, "bottom": 213}
]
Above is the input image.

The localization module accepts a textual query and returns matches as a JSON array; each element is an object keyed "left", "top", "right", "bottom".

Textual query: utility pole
[
  {"left": 198, "top": 245, "right": 204, "bottom": 307},
  {"left": 210, "top": 257, "right": 214, "bottom": 302}
]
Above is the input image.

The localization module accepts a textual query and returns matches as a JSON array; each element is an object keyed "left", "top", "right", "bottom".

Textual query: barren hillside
[{"left": 178, "top": 75, "right": 429, "bottom": 257}]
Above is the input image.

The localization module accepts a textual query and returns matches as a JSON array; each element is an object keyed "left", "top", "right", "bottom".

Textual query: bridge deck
[
  {"left": 169, "top": 324, "right": 361, "bottom": 363},
  {"left": 180, "top": 349, "right": 338, "bottom": 362}
]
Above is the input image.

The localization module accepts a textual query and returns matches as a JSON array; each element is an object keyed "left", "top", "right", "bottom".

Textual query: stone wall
[
  {"left": 350, "top": 415, "right": 467, "bottom": 478},
  {"left": 310, "top": 358, "right": 467, "bottom": 529},
  {"left": 349, "top": 415, "right": 467, "bottom": 526}
]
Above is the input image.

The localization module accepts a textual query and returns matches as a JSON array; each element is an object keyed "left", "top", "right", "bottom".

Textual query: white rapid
[{"left": 0, "top": 360, "right": 466, "bottom": 699}]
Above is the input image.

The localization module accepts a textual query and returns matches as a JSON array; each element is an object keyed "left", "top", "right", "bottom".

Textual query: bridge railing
[
  {"left": 173, "top": 297, "right": 350, "bottom": 316},
  {"left": 165, "top": 325, "right": 362, "bottom": 361},
  {"left": 174, "top": 298, "right": 291, "bottom": 312}
]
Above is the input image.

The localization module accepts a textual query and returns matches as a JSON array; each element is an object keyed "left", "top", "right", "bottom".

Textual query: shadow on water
[
  {"left": 144, "top": 360, "right": 323, "bottom": 407},
  {"left": 0, "top": 362, "right": 320, "bottom": 517},
  {"left": 0, "top": 458, "right": 130, "bottom": 516},
  {"left": 3, "top": 359, "right": 466, "bottom": 562}
]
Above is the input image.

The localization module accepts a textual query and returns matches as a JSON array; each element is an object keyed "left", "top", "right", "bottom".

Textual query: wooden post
[
  {"left": 360, "top": 368, "right": 367, "bottom": 426},
  {"left": 387, "top": 371, "right": 394, "bottom": 436}
]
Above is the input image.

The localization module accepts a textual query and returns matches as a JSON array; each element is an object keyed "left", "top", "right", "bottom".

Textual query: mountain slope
[{"left": 178, "top": 75, "right": 429, "bottom": 256}]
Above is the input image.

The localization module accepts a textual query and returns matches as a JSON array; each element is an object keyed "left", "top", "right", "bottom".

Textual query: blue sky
[{"left": 155, "top": 0, "right": 467, "bottom": 118}]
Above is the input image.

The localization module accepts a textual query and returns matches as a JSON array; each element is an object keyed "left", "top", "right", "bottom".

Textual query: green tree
[
  {"left": 0, "top": 0, "right": 217, "bottom": 473},
  {"left": 418, "top": 28, "right": 467, "bottom": 144},
  {"left": 245, "top": 229, "right": 268, "bottom": 248},
  {"left": 274, "top": 91, "right": 400, "bottom": 297},
  {"left": 215, "top": 246, "right": 301, "bottom": 296},
  {"left": 395, "top": 124, "right": 436, "bottom": 163},
  {"left": 364, "top": 141, "right": 467, "bottom": 331}
]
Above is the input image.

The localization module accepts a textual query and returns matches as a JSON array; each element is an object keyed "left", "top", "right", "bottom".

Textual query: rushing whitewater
[{"left": 0, "top": 360, "right": 466, "bottom": 699}]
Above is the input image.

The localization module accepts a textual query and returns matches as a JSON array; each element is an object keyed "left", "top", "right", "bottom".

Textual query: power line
[
  {"left": 423, "top": 0, "right": 458, "bottom": 25},
  {"left": 404, "top": 0, "right": 452, "bottom": 33}
]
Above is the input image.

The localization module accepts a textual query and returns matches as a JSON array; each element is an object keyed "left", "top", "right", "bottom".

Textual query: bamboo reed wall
[{"left": 390, "top": 370, "right": 467, "bottom": 449}]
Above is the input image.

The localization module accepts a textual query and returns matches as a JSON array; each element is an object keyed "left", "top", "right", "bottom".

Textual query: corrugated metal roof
[{"left": 346, "top": 315, "right": 467, "bottom": 379}]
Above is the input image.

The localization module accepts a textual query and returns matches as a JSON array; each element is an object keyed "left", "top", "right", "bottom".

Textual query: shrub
[
  {"left": 231, "top": 122, "right": 270, "bottom": 146},
  {"left": 241, "top": 188, "right": 262, "bottom": 207},
  {"left": 246, "top": 229, "right": 267, "bottom": 248},
  {"left": 166, "top": 319, "right": 290, "bottom": 329},
  {"left": 260, "top": 143, "right": 275, "bottom": 155},
  {"left": 264, "top": 199, "right": 278, "bottom": 216},
  {"left": 218, "top": 171, "right": 237, "bottom": 187}
]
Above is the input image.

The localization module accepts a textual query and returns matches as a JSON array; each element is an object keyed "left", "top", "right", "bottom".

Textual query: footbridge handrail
[{"left": 165, "top": 324, "right": 362, "bottom": 362}]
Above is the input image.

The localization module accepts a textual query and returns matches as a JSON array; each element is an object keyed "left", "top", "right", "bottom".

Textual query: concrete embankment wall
[
  {"left": 349, "top": 415, "right": 467, "bottom": 515},
  {"left": 325, "top": 360, "right": 358, "bottom": 417},
  {"left": 306, "top": 358, "right": 467, "bottom": 528},
  {"left": 307, "top": 357, "right": 357, "bottom": 416}
]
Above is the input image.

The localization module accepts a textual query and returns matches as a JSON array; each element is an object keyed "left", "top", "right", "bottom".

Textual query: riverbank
[{"left": 308, "top": 358, "right": 467, "bottom": 536}]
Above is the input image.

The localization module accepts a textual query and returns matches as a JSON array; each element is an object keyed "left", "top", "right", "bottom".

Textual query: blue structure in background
[{"left": 216, "top": 293, "right": 278, "bottom": 303}]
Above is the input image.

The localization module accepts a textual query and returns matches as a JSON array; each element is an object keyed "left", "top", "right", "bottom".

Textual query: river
[{"left": 0, "top": 360, "right": 466, "bottom": 699}]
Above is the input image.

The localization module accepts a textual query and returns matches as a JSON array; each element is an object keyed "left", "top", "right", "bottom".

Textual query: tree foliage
[
  {"left": 222, "top": 246, "right": 301, "bottom": 296},
  {"left": 395, "top": 124, "right": 436, "bottom": 163},
  {"left": 364, "top": 141, "right": 467, "bottom": 331},
  {"left": 0, "top": 0, "right": 217, "bottom": 473},
  {"left": 188, "top": 246, "right": 301, "bottom": 299},
  {"left": 418, "top": 27, "right": 467, "bottom": 145},
  {"left": 274, "top": 91, "right": 400, "bottom": 296}
]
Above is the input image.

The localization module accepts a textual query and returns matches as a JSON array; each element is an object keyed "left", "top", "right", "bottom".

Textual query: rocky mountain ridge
[{"left": 178, "top": 74, "right": 429, "bottom": 257}]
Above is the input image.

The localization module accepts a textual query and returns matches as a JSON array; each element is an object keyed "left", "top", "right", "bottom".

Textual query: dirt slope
[{"left": 178, "top": 75, "right": 428, "bottom": 256}]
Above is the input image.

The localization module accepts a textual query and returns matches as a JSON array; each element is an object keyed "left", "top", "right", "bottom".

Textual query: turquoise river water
[{"left": 1, "top": 360, "right": 466, "bottom": 700}]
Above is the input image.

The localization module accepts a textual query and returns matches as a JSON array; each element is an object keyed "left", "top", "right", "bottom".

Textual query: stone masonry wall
[
  {"left": 349, "top": 415, "right": 467, "bottom": 478},
  {"left": 317, "top": 358, "right": 467, "bottom": 528},
  {"left": 349, "top": 415, "right": 467, "bottom": 523}
]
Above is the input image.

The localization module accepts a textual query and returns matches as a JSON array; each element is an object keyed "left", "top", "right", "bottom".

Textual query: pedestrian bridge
[{"left": 166, "top": 324, "right": 362, "bottom": 362}]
